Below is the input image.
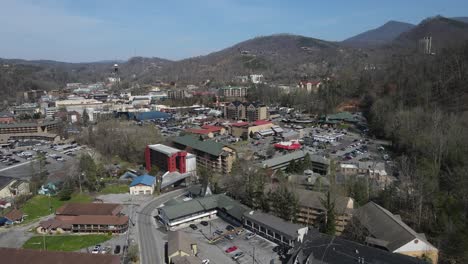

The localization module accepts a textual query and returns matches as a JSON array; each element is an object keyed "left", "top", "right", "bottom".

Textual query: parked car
[
  {"left": 225, "top": 234, "right": 234, "bottom": 240},
  {"left": 236, "top": 229, "right": 245, "bottom": 235},
  {"left": 114, "top": 245, "right": 121, "bottom": 254},
  {"left": 226, "top": 225, "right": 235, "bottom": 231},
  {"left": 214, "top": 230, "right": 223, "bottom": 236},
  {"left": 202, "top": 260, "right": 210, "bottom": 264},
  {"left": 225, "top": 246, "right": 238, "bottom": 253},
  {"left": 200, "top": 221, "right": 208, "bottom": 226},
  {"left": 189, "top": 224, "right": 198, "bottom": 230},
  {"left": 91, "top": 245, "right": 101, "bottom": 254},
  {"left": 232, "top": 252, "right": 245, "bottom": 260},
  {"left": 245, "top": 232, "right": 255, "bottom": 240}
]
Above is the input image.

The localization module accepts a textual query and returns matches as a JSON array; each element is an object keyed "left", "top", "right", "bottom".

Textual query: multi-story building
[
  {"left": 0, "top": 120, "right": 61, "bottom": 144},
  {"left": 172, "top": 135, "right": 236, "bottom": 174},
  {"left": 145, "top": 144, "right": 196, "bottom": 173},
  {"left": 219, "top": 86, "right": 248, "bottom": 98},
  {"left": 224, "top": 101, "right": 268, "bottom": 121},
  {"left": 39, "top": 203, "right": 129, "bottom": 234},
  {"left": 168, "top": 89, "right": 191, "bottom": 100}
]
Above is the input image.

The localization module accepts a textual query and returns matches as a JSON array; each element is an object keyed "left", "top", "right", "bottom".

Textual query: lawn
[
  {"left": 23, "top": 234, "right": 112, "bottom": 251},
  {"left": 21, "top": 193, "right": 92, "bottom": 224},
  {"left": 100, "top": 184, "right": 129, "bottom": 194}
]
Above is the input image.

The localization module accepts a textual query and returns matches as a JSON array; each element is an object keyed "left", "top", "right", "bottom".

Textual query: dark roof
[
  {"left": 4, "top": 209, "right": 23, "bottom": 221},
  {"left": 0, "top": 247, "right": 120, "bottom": 264},
  {"left": 0, "top": 112, "right": 14, "bottom": 118},
  {"left": 354, "top": 202, "right": 435, "bottom": 252},
  {"left": 294, "top": 189, "right": 353, "bottom": 215},
  {"left": 243, "top": 211, "right": 306, "bottom": 240},
  {"left": 0, "top": 120, "right": 60, "bottom": 129},
  {"left": 168, "top": 231, "right": 196, "bottom": 256},
  {"left": 172, "top": 135, "right": 231, "bottom": 156},
  {"left": 56, "top": 203, "right": 122, "bottom": 216},
  {"left": 0, "top": 176, "right": 15, "bottom": 189},
  {"left": 287, "top": 230, "right": 425, "bottom": 264}
]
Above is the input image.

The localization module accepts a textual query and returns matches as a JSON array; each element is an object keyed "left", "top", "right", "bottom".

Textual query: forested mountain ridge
[{"left": 342, "top": 21, "right": 415, "bottom": 47}]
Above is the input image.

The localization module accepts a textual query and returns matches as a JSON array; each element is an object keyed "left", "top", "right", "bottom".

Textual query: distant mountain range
[{"left": 1, "top": 15, "right": 468, "bottom": 100}]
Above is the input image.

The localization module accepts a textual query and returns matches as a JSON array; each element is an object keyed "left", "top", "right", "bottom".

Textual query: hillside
[
  {"left": 395, "top": 16, "right": 468, "bottom": 51},
  {"left": 342, "top": 21, "right": 415, "bottom": 48},
  {"left": 140, "top": 34, "right": 365, "bottom": 84},
  {"left": 452, "top": 17, "right": 468, "bottom": 24}
]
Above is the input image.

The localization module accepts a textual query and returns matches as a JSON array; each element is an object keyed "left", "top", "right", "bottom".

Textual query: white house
[{"left": 129, "top": 174, "right": 156, "bottom": 195}]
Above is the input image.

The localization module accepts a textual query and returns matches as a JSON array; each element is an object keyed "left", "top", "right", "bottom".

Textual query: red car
[{"left": 225, "top": 246, "right": 238, "bottom": 253}]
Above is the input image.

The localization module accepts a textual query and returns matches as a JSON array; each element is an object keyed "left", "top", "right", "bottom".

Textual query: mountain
[
  {"left": 139, "top": 34, "right": 365, "bottom": 84},
  {"left": 452, "top": 17, "right": 468, "bottom": 24},
  {"left": 342, "top": 21, "right": 415, "bottom": 48},
  {"left": 395, "top": 16, "right": 468, "bottom": 51}
]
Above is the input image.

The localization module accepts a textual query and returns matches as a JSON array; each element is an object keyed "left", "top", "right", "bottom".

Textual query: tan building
[
  {"left": 295, "top": 188, "right": 354, "bottom": 235},
  {"left": 0, "top": 120, "right": 61, "bottom": 144},
  {"left": 0, "top": 176, "right": 30, "bottom": 200},
  {"left": 224, "top": 101, "right": 268, "bottom": 122},
  {"left": 220, "top": 86, "right": 248, "bottom": 98},
  {"left": 229, "top": 120, "right": 274, "bottom": 138},
  {"left": 172, "top": 135, "right": 236, "bottom": 174},
  {"left": 167, "top": 231, "right": 199, "bottom": 264}
]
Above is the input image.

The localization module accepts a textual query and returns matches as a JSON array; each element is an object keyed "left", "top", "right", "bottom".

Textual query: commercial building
[
  {"left": 185, "top": 125, "right": 226, "bottom": 139},
  {"left": 39, "top": 203, "right": 129, "bottom": 234},
  {"left": 294, "top": 189, "right": 353, "bottom": 235},
  {"left": 353, "top": 202, "right": 438, "bottom": 264},
  {"left": 219, "top": 86, "right": 248, "bottom": 98},
  {"left": 243, "top": 211, "right": 308, "bottom": 247},
  {"left": 0, "top": 112, "right": 14, "bottom": 124},
  {"left": 224, "top": 101, "right": 268, "bottom": 122},
  {"left": 229, "top": 120, "right": 274, "bottom": 138},
  {"left": 172, "top": 135, "right": 236, "bottom": 174},
  {"left": 129, "top": 174, "right": 156, "bottom": 195},
  {"left": 145, "top": 144, "right": 196, "bottom": 173},
  {"left": 262, "top": 151, "right": 330, "bottom": 175},
  {"left": 55, "top": 98, "right": 106, "bottom": 115},
  {"left": 287, "top": 229, "right": 426, "bottom": 264},
  {"left": 0, "top": 176, "right": 30, "bottom": 200},
  {"left": 0, "top": 120, "right": 61, "bottom": 144},
  {"left": 0, "top": 248, "right": 120, "bottom": 264},
  {"left": 168, "top": 89, "right": 191, "bottom": 100},
  {"left": 167, "top": 231, "right": 200, "bottom": 264}
]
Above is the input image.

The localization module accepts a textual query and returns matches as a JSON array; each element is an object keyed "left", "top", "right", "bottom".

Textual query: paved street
[{"left": 137, "top": 189, "right": 187, "bottom": 264}]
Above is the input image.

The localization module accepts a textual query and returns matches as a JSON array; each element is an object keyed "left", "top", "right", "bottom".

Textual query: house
[
  {"left": 0, "top": 247, "right": 120, "bottom": 264},
  {"left": 353, "top": 202, "right": 438, "bottom": 264},
  {"left": 172, "top": 135, "right": 236, "bottom": 174},
  {"left": 287, "top": 229, "right": 426, "bottom": 264},
  {"left": 129, "top": 174, "right": 155, "bottom": 195},
  {"left": 0, "top": 176, "right": 30, "bottom": 199},
  {"left": 0, "top": 209, "right": 24, "bottom": 226},
  {"left": 39, "top": 203, "right": 129, "bottom": 234},
  {"left": 243, "top": 210, "right": 308, "bottom": 247},
  {"left": 167, "top": 231, "right": 199, "bottom": 264}
]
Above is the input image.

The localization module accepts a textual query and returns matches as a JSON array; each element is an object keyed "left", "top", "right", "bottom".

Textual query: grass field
[
  {"left": 22, "top": 193, "right": 92, "bottom": 224},
  {"left": 99, "top": 184, "right": 129, "bottom": 194},
  {"left": 23, "top": 234, "right": 112, "bottom": 251}
]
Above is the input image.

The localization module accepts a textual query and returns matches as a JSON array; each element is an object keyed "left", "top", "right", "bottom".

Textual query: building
[
  {"left": 129, "top": 174, "right": 156, "bottom": 195},
  {"left": 298, "top": 80, "right": 322, "bottom": 93},
  {"left": 167, "top": 231, "right": 200, "bottom": 264},
  {"left": 0, "top": 176, "right": 30, "bottom": 200},
  {"left": 294, "top": 189, "right": 353, "bottom": 235},
  {"left": 229, "top": 120, "right": 274, "bottom": 139},
  {"left": 0, "top": 120, "right": 61, "bottom": 144},
  {"left": 44, "top": 107, "right": 58, "bottom": 119},
  {"left": 168, "top": 89, "right": 191, "bottom": 100},
  {"left": 0, "top": 248, "right": 120, "bottom": 264},
  {"left": 185, "top": 125, "right": 226, "bottom": 139},
  {"left": 250, "top": 74, "right": 264, "bottom": 84},
  {"left": 287, "top": 229, "right": 426, "bottom": 264},
  {"left": 172, "top": 135, "right": 236, "bottom": 174},
  {"left": 353, "top": 202, "right": 438, "bottom": 264},
  {"left": 262, "top": 151, "right": 330, "bottom": 175},
  {"left": 0, "top": 112, "right": 14, "bottom": 124},
  {"left": 0, "top": 209, "right": 24, "bottom": 225},
  {"left": 13, "top": 103, "right": 40, "bottom": 116},
  {"left": 55, "top": 98, "right": 105, "bottom": 115},
  {"left": 157, "top": 194, "right": 250, "bottom": 230},
  {"left": 145, "top": 144, "right": 195, "bottom": 173},
  {"left": 219, "top": 86, "right": 248, "bottom": 98},
  {"left": 224, "top": 101, "right": 268, "bottom": 121},
  {"left": 39, "top": 203, "right": 129, "bottom": 234},
  {"left": 319, "top": 112, "right": 358, "bottom": 126},
  {"left": 243, "top": 211, "right": 308, "bottom": 247},
  {"left": 419, "top": 36, "right": 433, "bottom": 55}
]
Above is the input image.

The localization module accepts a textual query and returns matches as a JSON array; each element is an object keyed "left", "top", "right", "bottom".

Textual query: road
[{"left": 137, "top": 188, "right": 187, "bottom": 264}]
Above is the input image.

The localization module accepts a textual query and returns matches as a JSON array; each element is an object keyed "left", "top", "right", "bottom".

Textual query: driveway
[{"left": 136, "top": 189, "right": 187, "bottom": 264}]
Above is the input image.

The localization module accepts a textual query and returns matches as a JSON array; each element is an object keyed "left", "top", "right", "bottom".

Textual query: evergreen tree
[
  {"left": 321, "top": 191, "right": 336, "bottom": 235},
  {"left": 82, "top": 108, "right": 90, "bottom": 127}
]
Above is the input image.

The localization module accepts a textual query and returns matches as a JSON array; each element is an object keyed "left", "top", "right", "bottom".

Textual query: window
[{"left": 260, "top": 226, "right": 266, "bottom": 233}]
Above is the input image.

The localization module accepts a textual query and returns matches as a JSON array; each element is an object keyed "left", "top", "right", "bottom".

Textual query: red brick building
[{"left": 145, "top": 144, "right": 188, "bottom": 173}]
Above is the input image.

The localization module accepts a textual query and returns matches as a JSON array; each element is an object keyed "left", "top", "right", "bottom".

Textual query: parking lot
[{"left": 180, "top": 218, "right": 279, "bottom": 264}]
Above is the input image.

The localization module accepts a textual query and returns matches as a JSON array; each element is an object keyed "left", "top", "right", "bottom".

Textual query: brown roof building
[
  {"left": 0, "top": 247, "right": 120, "bottom": 264},
  {"left": 4, "top": 208, "right": 24, "bottom": 222},
  {"left": 39, "top": 203, "right": 128, "bottom": 234}
]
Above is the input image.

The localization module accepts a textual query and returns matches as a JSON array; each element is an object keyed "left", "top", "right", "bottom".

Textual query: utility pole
[
  {"left": 252, "top": 245, "right": 255, "bottom": 264},
  {"left": 43, "top": 233, "right": 46, "bottom": 250},
  {"left": 78, "top": 173, "right": 83, "bottom": 193}
]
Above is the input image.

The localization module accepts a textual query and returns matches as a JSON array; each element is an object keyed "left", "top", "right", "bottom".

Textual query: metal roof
[
  {"left": 148, "top": 144, "right": 182, "bottom": 156},
  {"left": 130, "top": 174, "right": 155, "bottom": 187},
  {"left": 172, "top": 135, "right": 229, "bottom": 156},
  {"left": 243, "top": 211, "right": 306, "bottom": 240}
]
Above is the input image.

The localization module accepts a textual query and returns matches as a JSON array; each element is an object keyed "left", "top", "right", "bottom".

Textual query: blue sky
[{"left": 0, "top": 0, "right": 466, "bottom": 62}]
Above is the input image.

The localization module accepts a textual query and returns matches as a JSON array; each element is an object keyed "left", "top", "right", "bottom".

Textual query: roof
[
  {"left": 294, "top": 189, "right": 352, "bottom": 215},
  {"left": 4, "top": 209, "right": 23, "bottom": 221},
  {"left": 253, "top": 120, "right": 272, "bottom": 126},
  {"left": 128, "top": 111, "right": 171, "bottom": 121},
  {"left": 130, "top": 174, "right": 155, "bottom": 187},
  {"left": 262, "top": 151, "right": 329, "bottom": 169},
  {"left": 201, "top": 125, "right": 224, "bottom": 132},
  {"left": 354, "top": 202, "right": 436, "bottom": 252},
  {"left": 0, "top": 176, "right": 15, "bottom": 189},
  {"left": 172, "top": 135, "right": 230, "bottom": 156},
  {"left": 171, "top": 256, "right": 202, "bottom": 264},
  {"left": 0, "top": 112, "right": 14, "bottom": 118},
  {"left": 56, "top": 203, "right": 122, "bottom": 216},
  {"left": 185, "top": 128, "right": 213, "bottom": 135},
  {"left": 287, "top": 230, "right": 425, "bottom": 264},
  {"left": 230, "top": 121, "right": 249, "bottom": 127},
  {"left": 0, "top": 247, "right": 120, "bottom": 264},
  {"left": 148, "top": 144, "right": 182, "bottom": 156},
  {"left": 243, "top": 211, "right": 306, "bottom": 240},
  {"left": 0, "top": 120, "right": 60, "bottom": 129},
  {"left": 168, "top": 231, "right": 197, "bottom": 256}
]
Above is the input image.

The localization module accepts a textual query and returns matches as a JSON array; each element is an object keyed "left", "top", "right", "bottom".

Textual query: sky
[{"left": 0, "top": 0, "right": 466, "bottom": 62}]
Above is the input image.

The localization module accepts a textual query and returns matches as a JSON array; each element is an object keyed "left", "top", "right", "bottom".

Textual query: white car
[{"left": 202, "top": 260, "right": 210, "bottom": 264}]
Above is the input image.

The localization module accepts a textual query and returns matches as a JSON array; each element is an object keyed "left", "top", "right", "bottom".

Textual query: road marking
[{"left": 0, "top": 160, "right": 34, "bottom": 172}]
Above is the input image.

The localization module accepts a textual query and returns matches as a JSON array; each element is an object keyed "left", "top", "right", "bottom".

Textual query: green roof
[
  {"left": 321, "top": 112, "right": 357, "bottom": 123},
  {"left": 173, "top": 135, "right": 228, "bottom": 156}
]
